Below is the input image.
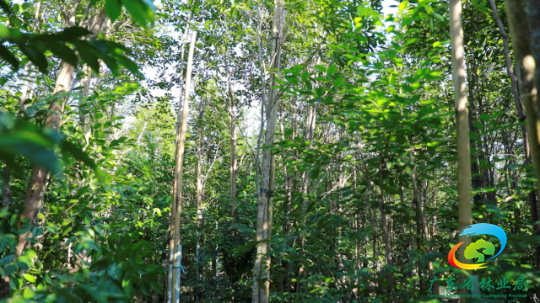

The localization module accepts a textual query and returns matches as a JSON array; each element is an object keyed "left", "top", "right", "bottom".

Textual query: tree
[
  {"left": 449, "top": 0, "right": 473, "bottom": 300},
  {"left": 505, "top": 0, "right": 540, "bottom": 270},
  {"left": 170, "top": 29, "right": 198, "bottom": 303},
  {"left": 15, "top": 4, "right": 109, "bottom": 259}
]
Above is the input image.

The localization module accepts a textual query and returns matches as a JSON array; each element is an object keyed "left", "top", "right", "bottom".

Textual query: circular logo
[{"left": 447, "top": 223, "right": 507, "bottom": 270}]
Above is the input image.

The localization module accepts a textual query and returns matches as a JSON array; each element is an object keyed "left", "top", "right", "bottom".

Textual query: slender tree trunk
[
  {"left": 450, "top": 1, "right": 473, "bottom": 301},
  {"left": 16, "top": 61, "right": 75, "bottom": 258},
  {"left": 488, "top": 0, "right": 526, "bottom": 138},
  {"left": 252, "top": 0, "right": 285, "bottom": 301},
  {"left": 195, "top": 102, "right": 205, "bottom": 303},
  {"left": 80, "top": 63, "right": 92, "bottom": 150},
  {"left": 378, "top": 159, "right": 395, "bottom": 302},
  {"left": 170, "top": 30, "right": 197, "bottom": 303},
  {"left": 166, "top": 19, "right": 191, "bottom": 303},
  {"left": 526, "top": 0, "right": 540, "bottom": 273},
  {"left": 409, "top": 142, "right": 436, "bottom": 294},
  {"left": 296, "top": 93, "right": 319, "bottom": 294},
  {"left": 2, "top": 165, "right": 11, "bottom": 207},
  {"left": 528, "top": 0, "right": 540, "bottom": 112},
  {"left": 279, "top": 116, "right": 292, "bottom": 293},
  {"left": 3, "top": 64, "right": 38, "bottom": 210},
  {"left": 227, "top": 65, "right": 238, "bottom": 221},
  {"left": 505, "top": 0, "right": 540, "bottom": 271},
  {"left": 15, "top": 4, "right": 107, "bottom": 258},
  {"left": 489, "top": 0, "right": 538, "bottom": 262}
]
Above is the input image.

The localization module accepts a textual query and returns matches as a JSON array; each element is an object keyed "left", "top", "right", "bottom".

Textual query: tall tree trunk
[
  {"left": 2, "top": 165, "right": 11, "bottom": 207},
  {"left": 252, "top": 0, "right": 285, "bottom": 301},
  {"left": 16, "top": 61, "right": 75, "bottom": 258},
  {"left": 378, "top": 159, "right": 395, "bottom": 302},
  {"left": 488, "top": 0, "right": 527, "bottom": 144},
  {"left": 450, "top": 1, "right": 473, "bottom": 301},
  {"left": 505, "top": 0, "right": 540, "bottom": 271},
  {"left": 296, "top": 85, "right": 319, "bottom": 294},
  {"left": 227, "top": 65, "right": 238, "bottom": 221},
  {"left": 409, "top": 141, "right": 436, "bottom": 294},
  {"left": 279, "top": 113, "right": 293, "bottom": 293},
  {"left": 170, "top": 30, "right": 197, "bottom": 303},
  {"left": 489, "top": 0, "right": 537, "bottom": 259},
  {"left": 195, "top": 102, "right": 205, "bottom": 303},
  {"left": 15, "top": 4, "right": 107, "bottom": 258},
  {"left": 166, "top": 17, "right": 191, "bottom": 303},
  {"left": 80, "top": 63, "right": 92, "bottom": 150},
  {"left": 2, "top": 65, "right": 37, "bottom": 210},
  {"left": 528, "top": 0, "right": 540, "bottom": 110},
  {"left": 526, "top": 0, "right": 540, "bottom": 273}
]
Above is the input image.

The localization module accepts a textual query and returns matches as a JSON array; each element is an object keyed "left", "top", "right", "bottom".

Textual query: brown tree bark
[
  {"left": 505, "top": 0, "right": 540, "bottom": 271},
  {"left": 489, "top": 0, "right": 538, "bottom": 268},
  {"left": 528, "top": 0, "right": 540, "bottom": 107},
  {"left": 526, "top": 0, "right": 540, "bottom": 272},
  {"left": 15, "top": 61, "right": 75, "bottom": 258},
  {"left": 15, "top": 5, "right": 107, "bottom": 258},
  {"left": 449, "top": 0, "right": 473, "bottom": 301},
  {"left": 79, "top": 63, "right": 92, "bottom": 149}
]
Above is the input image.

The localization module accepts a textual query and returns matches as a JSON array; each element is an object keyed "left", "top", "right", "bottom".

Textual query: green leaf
[
  {"left": 74, "top": 42, "right": 100, "bottom": 72},
  {"left": 17, "top": 255, "right": 32, "bottom": 270},
  {"left": 48, "top": 42, "right": 78, "bottom": 67},
  {"left": 123, "top": 0, "right": 154, "bottom": 27},
  {"left": 334, "top": 76, "right": 345, "bottom": 88},
  {"left": 0, "top": 128, "right": 60, "bottom": 173},
  {"left": 61, "top": 139, "right": 96, "bottom": 169},
  {"left": 62, "top": 226, "right": 72, "bottom": 237},
  {"left": 327, "top": 64, "right": 337, "bottom": 77},
  {"left": 399, "top": 1, "right": 408, "bottom": 13},
  {"left": 85, "top": 239, "right": 102, "bottom": 253},
  {"left": 405, "top": 38, "right": 419, "bottom": 46},
  {"left": 57, "top": 27, "right": 91, "bottom": 39},
  {"left": 314, "top": 65, "right": 326, "bottom": 73},
  {"left": 0, "top": 255, "right": 14, "bottom": 266},
  {"left": 0, "top": 0, "right": 12, "bottom": 13},
  {"left": 433, "top": 13, "right": 444, "bottom": 22},
  {"left": 0, "top": 206, "right": 9, "bottom": 218},
  {"left": 112, "top": 53, "right": 141, "bottom": 76},
  {"left": 23, "top": 287, "right": 34, "bottom": 299},
  {"left": 301, "top": 72, "right": 310, "bottom": 82},
  {"left": 472, "top": 121, "right": 484, "bottom": 131},
  {"left": 23, "top": 273, "right": 36, "bottom": 283},
  {"left": 0, "top": 44, "right": 19, "bottom": 70},
  {"left": 479, "top": 113, "right": 490, "bottom": 122},
  {"left": 285, "top": 75, "right": 298, "bottom": 85},
  {"left": 105, "top": 0, "right": 122, "bottom": 22},
  {"left": 25, "top": 249, "right": 37, "bottom": 259},
  {"left": 19, "top": 45, "right": 48, "bottom": 73}
]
